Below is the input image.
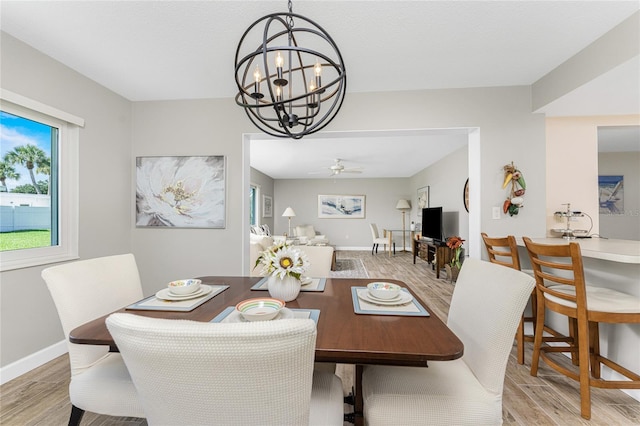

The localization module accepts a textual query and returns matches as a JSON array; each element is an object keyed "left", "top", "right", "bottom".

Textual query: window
[{"left": 0, "top": 89, "right": 82, "bottom": 271}]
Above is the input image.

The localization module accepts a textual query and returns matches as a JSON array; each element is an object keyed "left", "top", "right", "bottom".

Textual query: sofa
[
  {"left": 292, "top": 224, "right": 330, "bottom": 246},
  {"left": 249, "top": 234, "right": 335, "bottom": 278}
]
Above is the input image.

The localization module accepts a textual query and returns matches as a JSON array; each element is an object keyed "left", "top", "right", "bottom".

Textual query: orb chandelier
[{"left": 234, "top": 0, "right": 347, "bottom": 139}]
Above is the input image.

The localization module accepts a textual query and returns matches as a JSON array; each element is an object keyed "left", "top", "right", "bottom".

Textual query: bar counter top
[{"left": 515, "top": 237, "right": 640, "bottom": 264}]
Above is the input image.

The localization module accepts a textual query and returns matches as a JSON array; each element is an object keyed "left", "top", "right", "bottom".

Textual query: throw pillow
[{"left": 295, "top": 225, "right": 316, "bottom": 240}]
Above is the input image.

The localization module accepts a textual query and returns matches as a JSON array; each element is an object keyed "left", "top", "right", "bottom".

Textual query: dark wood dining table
[{"left": 70, "top": 276, "right": 464, "bottom": 425}]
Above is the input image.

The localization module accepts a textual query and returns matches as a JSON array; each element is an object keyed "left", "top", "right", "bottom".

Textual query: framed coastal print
[
  {"left": 417, "top": 186, "right": 429, "bottom": 216},
  {"left": 318, "top": 194, "right": 365, "bottom": 219},
  {"left": 262, "top": 195, "right": 273, "bottom": 217},
  {"left": 598, "top": 175, "right": 624, "bottom": 214},
  {"left": 136, "top": 155, "right": 226, "bottom": 228}
]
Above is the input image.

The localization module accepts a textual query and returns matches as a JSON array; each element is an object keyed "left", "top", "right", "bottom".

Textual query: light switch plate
[{"left": 492, "top": 206, "right": 501, "bottom": 219}]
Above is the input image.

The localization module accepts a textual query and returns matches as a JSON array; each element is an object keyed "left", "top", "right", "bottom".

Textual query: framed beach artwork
[
  {"left": 417, "top": 185, "right": 429, "bottom": 216},
  {"left": 598, "top": 175, "right": 624, "bottom": 215},
  {"left": 136, "top": 155, "right": 226, "bottom": 228},
  {"left": 318, "top": 194, "right": 365, "bottom": 219},
  {"left": 262, "top": 195, "right": 273, "bottom": 218}
]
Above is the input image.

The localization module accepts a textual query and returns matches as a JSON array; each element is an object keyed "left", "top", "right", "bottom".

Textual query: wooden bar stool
[
  {"left": 523, "top": 237, "right": 640, "bottom": 420},
  {"left": 481, "top": 233, "right": 568, "bottom": 364}
]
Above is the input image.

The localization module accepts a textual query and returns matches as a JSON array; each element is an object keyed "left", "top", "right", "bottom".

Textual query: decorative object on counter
[
  {"left": 551, "top": 203, "right": 591, "bottom": 239},
  {"left": 501, "top": 161, "right": 526, "bottom": 217},
  {"left": 445, "top": 236, "right": 465, "bottom": 283},
  {"left": 234, "top": 0, "right": 346, "bottom": 139},
  {"left": 254, "top": 242, "right": 309, "bottom": 301}
]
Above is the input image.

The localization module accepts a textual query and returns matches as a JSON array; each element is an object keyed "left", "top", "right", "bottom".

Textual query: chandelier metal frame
[{"left": 234, "top": 1, "right": 346, "bottom": 139}]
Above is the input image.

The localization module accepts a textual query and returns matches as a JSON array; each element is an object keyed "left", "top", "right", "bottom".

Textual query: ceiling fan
[{"left": 309, "top": 158, "right": 363, "bottom": 176}]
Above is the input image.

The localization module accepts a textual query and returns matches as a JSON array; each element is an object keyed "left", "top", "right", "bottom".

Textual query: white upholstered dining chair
[
  {"left": 106, "top": 313, "right": 344, "bottom": 426},
  {"left": 369, "top": 223, "right": 394, "bottom": 255},
  {"left": 362, "top": 258, "right": 535, "bottom": 425},
  {"left": 41, "top": 254, "right": 145, "bottom": 425}
]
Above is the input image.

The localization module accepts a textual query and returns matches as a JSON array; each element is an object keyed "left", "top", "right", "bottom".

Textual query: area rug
[{"left": 330, "top": 258, "right": 369, "bottom": 278}]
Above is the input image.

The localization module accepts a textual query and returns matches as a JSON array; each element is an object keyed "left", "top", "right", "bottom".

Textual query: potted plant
[
  {"left": 445, "top": 236, "right": 465, "bottom": 282},
  {"left": 254, "top": 242, "right": 309, "bottom": 301}
]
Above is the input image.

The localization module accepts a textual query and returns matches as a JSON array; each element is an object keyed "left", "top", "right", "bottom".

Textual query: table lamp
[
  {"left": 282, "top": 207, "right": 296, "bottom": 237},
  {"left": 396, "top": 199, "right": 411, "bottom": 251}
]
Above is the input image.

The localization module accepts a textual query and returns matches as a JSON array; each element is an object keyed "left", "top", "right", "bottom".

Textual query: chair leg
[
  {"left": 589, "top": 321, "right": 601, "bottom": 379},
  {"left": 69, "top": 405, "right": 85, "bottom": 426},
  {"left": 569, "top": 317, "right": 579, "bottom": 365},
  {"left": 393, "top": 242, "right": 396, "bottom": 255},
  {"left": 577, "top": 316, "right": 592, "bottom": 420},
  {"left": 516, "top": 315, "right": 525, "bottom": 365},
  {"left": 530, "top": 289, "right": 546, "bottom": 376},
  {"left": 371, "top": 244, "right": 375, "bottom": 255}
]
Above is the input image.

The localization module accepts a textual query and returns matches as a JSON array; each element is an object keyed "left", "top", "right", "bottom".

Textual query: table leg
[
  {"left": 355, "top": 364, "right": 364, "bottom": 426},
  {"left": 388, "top": 231, "right": 392, "bottom": 257}
]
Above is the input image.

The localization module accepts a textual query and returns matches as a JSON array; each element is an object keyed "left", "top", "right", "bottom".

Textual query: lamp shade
[
  {"left": 396, "top": 199, "right": 411, "bottom": 210},
  {"left": 282, "top": 207, "right": 296, "bottom": 218}
]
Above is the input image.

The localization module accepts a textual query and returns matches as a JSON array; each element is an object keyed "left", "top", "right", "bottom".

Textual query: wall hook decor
[{"left": 502, "top": 161, "right": 526, "bottom": 216}]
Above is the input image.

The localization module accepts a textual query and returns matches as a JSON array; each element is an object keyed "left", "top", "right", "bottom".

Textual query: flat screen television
[{"left": 421, "top": 207, "right": 443, "bottom": 243}]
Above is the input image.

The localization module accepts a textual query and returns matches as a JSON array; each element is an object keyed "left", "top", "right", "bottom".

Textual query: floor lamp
[
  {"left": 282, "top": 207, "right": 296, "bottom": 237},
  {"left": 396, "top": 199, "right": 411, "bottom": 252}
]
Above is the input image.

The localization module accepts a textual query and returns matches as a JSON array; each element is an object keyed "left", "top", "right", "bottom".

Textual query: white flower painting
[{"left": 136, "top": 156, "right": 225, "bottom": 228}]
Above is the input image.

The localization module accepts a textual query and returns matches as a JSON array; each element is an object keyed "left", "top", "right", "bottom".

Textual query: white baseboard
[{"left": 0, "top": 340, "right": 67, "bottom": 385}]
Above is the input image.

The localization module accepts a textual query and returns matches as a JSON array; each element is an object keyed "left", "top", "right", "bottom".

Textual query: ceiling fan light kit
[
  {"left": 309, "top": 159, "right": 363, "bottom": 176},
  {"left": 234, "top": 0, "right": 347, "bottom": 139}
]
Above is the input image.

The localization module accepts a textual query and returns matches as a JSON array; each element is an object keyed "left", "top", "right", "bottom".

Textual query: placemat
[
  {"left": 351, "top": 286, "right": 430, "bottom": 317},
  {"left": 210, "top": 306, "right": 320, "bottom": 324},
  {"left": 126, "top": 284, "right": 229, "bottom": 312},
  {"left": 251, "top": 276, "right": 327, "bottom": 292}
]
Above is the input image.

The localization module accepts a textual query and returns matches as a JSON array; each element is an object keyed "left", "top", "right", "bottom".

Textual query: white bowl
[
  {"left": 168, "top": 279, "right": 202, "bottom": 295},
  {"left": 235, "top": 298, "right": 285, "bottom": 322},
  {"left": 367, "top": 282, "right": 402, "bottom": 300}
]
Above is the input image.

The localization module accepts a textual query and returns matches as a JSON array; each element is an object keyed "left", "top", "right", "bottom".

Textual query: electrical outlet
[{"left": 492, "top": 206, "right": 501, "bottom": 219}]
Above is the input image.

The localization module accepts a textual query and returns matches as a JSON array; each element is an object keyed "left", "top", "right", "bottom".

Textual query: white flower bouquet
[{"left": 254, "top": 242, "right": 309, "bottom": 279}]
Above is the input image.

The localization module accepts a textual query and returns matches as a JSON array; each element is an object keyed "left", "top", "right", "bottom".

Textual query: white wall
[
  {"left": 0, "top": 32, "right": 133, "bottom": 367},
  {"left": 273, "top": 178, "right": 411, "bottom": 249}
]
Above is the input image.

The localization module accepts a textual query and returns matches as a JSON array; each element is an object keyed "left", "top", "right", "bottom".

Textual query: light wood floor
[{"left": 2, "top": 250, "right": 638, "bottom": 425}]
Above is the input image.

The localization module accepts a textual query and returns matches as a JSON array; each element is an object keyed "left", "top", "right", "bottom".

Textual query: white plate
[
  {"left": 155, "top": 285, "right": 213, "bottom": 301},
  {"left": 358, "top": 290, "right": 413, "bottom": 306},
  {"left": 367, "top": 291, "right": 402, "bottom": 302},
  {"left": 225, "top": 307, "right": 295, "bottom": 323}
]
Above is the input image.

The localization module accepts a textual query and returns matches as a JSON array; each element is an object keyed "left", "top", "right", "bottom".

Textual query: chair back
[
  {"left": 42, "top": 254, "right": 143, "bottom": 374},
  {"left": 447, "top": 258, "right": 534, "bottom": 395},
  {"left": 370, "top": 223, "right": 380, "bottom": 239},
  {"left": 107, "top": 313, "right": 317, "bottom": 426},
  {"left": 523, "top": 237, "right": 586, "bottom": 312},
  {"left": 481, "top": 232, "right": 521, "bottom": 270}
]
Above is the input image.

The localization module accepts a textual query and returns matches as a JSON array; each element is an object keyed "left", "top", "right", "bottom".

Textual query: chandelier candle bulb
[{"left": 314, "top": 60, "right": 322, "bottom": 89}]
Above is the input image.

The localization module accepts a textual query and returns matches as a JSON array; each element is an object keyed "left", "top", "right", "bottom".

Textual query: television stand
[{"left": 413, "top": 239, "right": 454, "bottom": 279}]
